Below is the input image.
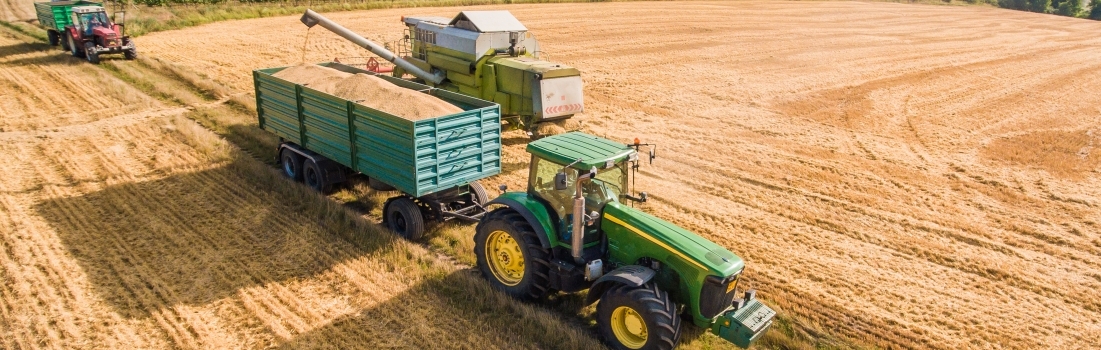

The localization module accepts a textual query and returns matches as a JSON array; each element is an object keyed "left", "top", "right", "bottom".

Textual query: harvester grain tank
[
  {"left": 476, "top": 132, "right": 775, "bottom": 349},
  {"left": 34, "top": 1, "right": 136, "bottom": 64},
  {"left": 300, "top": 9, "right": 583, "bottom": 137},
  {"left": 253, "top": 62, "right": 502, "bottom": 240}
]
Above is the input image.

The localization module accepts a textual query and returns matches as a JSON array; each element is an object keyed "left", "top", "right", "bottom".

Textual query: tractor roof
[
  {"left": 526, "top": 132, "right": 636, "bottom": 170},
  {"left": 72, "top": 6, "right": 105, "bottom": 14}
]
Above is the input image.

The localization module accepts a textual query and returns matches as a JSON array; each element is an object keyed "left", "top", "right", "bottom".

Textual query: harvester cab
[
  {"left": 64, "top": 6, "right": 135, "bottom": 64},
  {"left": 476, "top": 132, "right": 775, "bottom": 349},
  {"left": 299, "top": 9, "right": 583, "bottom": 138}
]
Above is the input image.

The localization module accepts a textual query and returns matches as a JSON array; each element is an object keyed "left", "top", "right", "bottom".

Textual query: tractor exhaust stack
[{"left": 300, "top": 9, "right": 445, "bottom": 84}]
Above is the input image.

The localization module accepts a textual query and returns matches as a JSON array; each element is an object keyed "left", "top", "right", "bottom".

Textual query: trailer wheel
[
  {"left": 597, "top": 282, "right": 682, "bottom": 350},
  {"left": 469, "top": 181, "right": 489, "bottom": 205},
  {"left": 280, "top": 149, "right": 303, "bottom": 182},
  {"left": 474, "top": 208, "right": 551, "bottom": 300},
  {"left": 384, "top": 197, "right": 425, "bottom": 240},
  {"left": 47, "top": 30, "right": 59, "bottom": 46},
  {"left": 123, "top": 38, "right": 137, "bottom": 60},
  {"left": 84, "top": 42, "right": 99, "bottom": 64},
  {"left": 303, "top": 158, "right": 332, "bottom": 193}
]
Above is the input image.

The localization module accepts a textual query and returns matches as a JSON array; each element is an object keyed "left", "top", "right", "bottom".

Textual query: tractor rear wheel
[
  {"left": 84, "top": 42, "right": 99, "bottom": 64},
  {"left": 474, "top": 208, "right": 551, "bottom": 300},
  {"left": 302, "top": 158, "right": 332, "bottom": 193},
  {"left": 69, "top": 37, "right": 83, "bottom": 58},
  {"left": 596, "top": 282, "right": 682, "bottom": 350},
  {"left": 280, "top": 149, "right": 303, "bottom": 182},
  {"left": 384, "top": 197, "right": 425, "bottom": 240}
]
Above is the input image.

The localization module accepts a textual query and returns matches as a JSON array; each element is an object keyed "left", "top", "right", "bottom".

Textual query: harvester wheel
[
  {"left": 469, "top": 181, "right": 489, "bottom": 205},
  {"left": 280, "top": 149, "right": 303, "bottom": 182},
  {"left": 597, "top": 282, "right": 681, "bottom": 350},
  {"left": 84, "top": 42, "right": 99, "bottom": 64},
  {"left": 302, "top": 158, "right": 332, "bottom": 193},
  {"left": 47, "top": 30, "right": 59, "bottom": 46},
  {"left": 474, "top": 208, "right": 551, "bottom": 300},
  {"left": 384, "top": 197, "right": 425, "bottom": 240},
  {"left": 123, "top": 38, "right": 137, "bottom": 60}
]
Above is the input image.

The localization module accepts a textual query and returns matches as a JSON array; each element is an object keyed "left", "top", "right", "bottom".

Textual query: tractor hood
[
  {"left": 93, "top": 26, "right": 117, "bottom": 39},
  {"left": 602, "top": 202, "right": 743, "bottom": 277}
]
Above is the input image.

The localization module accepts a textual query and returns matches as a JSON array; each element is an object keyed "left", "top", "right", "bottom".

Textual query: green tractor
[{"left": 476, "top": 132, "right": 775, "bottom": 349}]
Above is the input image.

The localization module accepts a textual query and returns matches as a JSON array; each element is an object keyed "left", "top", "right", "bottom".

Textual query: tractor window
[
  {"left": 81, "top": 12, "right": 109, "bottom": 33},
  {"left": 585, "top": 162, "right": 627, "bottom": 208},
  {"left": 529, "top": 156, "right": 575, "bottom": 220}
]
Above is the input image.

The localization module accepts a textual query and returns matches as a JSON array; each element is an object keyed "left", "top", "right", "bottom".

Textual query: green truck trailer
[{"left": 254, "top": 62, "right": 502, "bottom": 239}]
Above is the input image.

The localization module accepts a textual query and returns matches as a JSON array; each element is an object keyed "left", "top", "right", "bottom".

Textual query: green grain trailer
[
  {"left": 255, "top": 62, "right": 502, "bottom": 240},
  {"left": 35, "top": 1, "right": 100, "bottom": 46}
]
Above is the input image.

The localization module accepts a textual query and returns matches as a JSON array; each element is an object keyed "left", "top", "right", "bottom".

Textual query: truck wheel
[
  {"left": 123, "top": 38, "right": 137, "bottom": 60},
  {"left": 47, "top": 30, "right": 59, "bottom": 46},
  {"left": 469, "top": 181, "right": 489, "bottom": 205},
  {"left": 84, "top": 42, "right": 99, "bottom": 64},
  {"left": 280, "top": 149, "right": 303, "bottom": 181},
  {"left": 384, "top": 197, "right": 425, "bottom": 240},
  {"left": 474, "top": 208, "right": 551, "bottom": 300},
  {"left": 302, "top": 158, "right": 332, "bottom": 193},
  {"left": 597, "top": 282, "right": 682, "bottom": 350}
]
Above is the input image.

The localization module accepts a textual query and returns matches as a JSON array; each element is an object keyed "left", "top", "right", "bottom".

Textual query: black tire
[
  {"left": 84, "top": 42, "right": 99, "bottom": 64},
  {"left": 123, "top": 38, "right": 137, "bottom": 60},
  {"left": 474, "top": 208, "right": 551, "bottom": 300},
  {"left": 469, "top": 181, "right": 489, "bottom": 205},
  {"left": 302, "top": 158, "right": 332, "bottom": 193},
  {"left": 280, "top": 149, "right": 303, "bottom": 182},
  {"left": 384, "top": 197, "right": 425, "bottom": 240},
  {"left": 47, "top": 30, "right": 59, "bottom": 46},
  {"left": 69, "top": 36, "right": 83, "bottom": 58},
  {"left": 597, "top": 282, "right": 682, "bottom": 350}
]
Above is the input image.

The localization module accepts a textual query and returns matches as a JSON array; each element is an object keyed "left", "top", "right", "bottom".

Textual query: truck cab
[{"left": 476, "top": 132, "right": 775, "bottom": 349}]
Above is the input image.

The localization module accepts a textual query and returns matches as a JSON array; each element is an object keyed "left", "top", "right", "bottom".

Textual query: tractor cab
[
  {"left": 525, "top": 132, "right": 639, "bottom": 245},
  {"left": 477, "top": 131, "right": 775, "bottom": 350}
]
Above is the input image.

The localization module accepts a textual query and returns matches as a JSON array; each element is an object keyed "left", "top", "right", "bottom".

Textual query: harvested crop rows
[
  {"left": 0, "top": 24, "right": 602, "bottom": 349},
  {"left": 141, "top": 1, "right": 1101, "bottom": 348}
]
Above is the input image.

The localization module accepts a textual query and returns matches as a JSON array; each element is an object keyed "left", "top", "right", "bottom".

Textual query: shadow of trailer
[{"left": 254, "top": 62, "right": 502, "bottom": 240}]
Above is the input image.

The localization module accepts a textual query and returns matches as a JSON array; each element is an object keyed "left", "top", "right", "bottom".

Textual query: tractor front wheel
[
  {"left": 474, "top": 208, "right": 551, "bottom": 300},
  {"left": 123, "top": 38, "right": 137, "bottom": 60},
  {"left": 84, "top": 42, "right": 99, "bottom": 64},
  {"left": 597, "top": 282, "right": 682, "bottom": 350}
]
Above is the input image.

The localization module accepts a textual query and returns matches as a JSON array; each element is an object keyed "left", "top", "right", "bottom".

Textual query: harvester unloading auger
[{"left": 300, "top": 9, "right": 584, "bottom": 138}]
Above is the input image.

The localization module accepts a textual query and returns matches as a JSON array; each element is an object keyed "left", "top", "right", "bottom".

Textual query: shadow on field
[
  {"left": 34, "top": 159, "right": 388, "bottom": 319},
  {"left": 274, "top": 269, "right": 603, "bottom": 350},
  {"left": 0, "top": 41, "right": 52, "bottom": 58}
]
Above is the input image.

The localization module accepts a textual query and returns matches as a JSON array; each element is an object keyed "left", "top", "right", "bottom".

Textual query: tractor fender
[
  {"left": 584, "top": 265, "right": 656, "bottom": 305},
  {"left": 486, "top": 196, "right": 553, "bottom": 249}
]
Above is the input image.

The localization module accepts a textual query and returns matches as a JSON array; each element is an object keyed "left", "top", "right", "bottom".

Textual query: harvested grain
[{"left": 273, "top": 65, "right": 462, "bottom": 120}]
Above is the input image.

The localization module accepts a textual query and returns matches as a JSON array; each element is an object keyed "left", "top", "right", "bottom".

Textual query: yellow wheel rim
[
  {"left": 485, "top": 230, "right": 525, "bottom": 286},
  {"left": 611, "top": 306, "right": 648, "bottom": 349}
]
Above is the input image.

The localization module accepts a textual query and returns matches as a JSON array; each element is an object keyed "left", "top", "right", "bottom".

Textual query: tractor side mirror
[
  {"left": 640, "top": 192, "right": 648, "bottom": 202},
  {"left": 113, "top": 11, "right": 125, "bottom": 25},
  {"left": 553, "top": 172, "right": 568, "bottom": 191},
  {"left": 649, "top": 149, "right": 656, "bottom": 164}
]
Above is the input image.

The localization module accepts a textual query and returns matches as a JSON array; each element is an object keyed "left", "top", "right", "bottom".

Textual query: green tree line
[{"left": 997, "top": 0, "right": 1101, "bottom": 19}]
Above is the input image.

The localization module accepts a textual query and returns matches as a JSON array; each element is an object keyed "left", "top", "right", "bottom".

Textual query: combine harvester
[
  {"left": 34, "top": 1, "right": 136, "bottom": 64},
  {"left": 253, "top": 9, "right": 776, "bottom": 350},
  {"left": 300, "top": 9, "right": 583, "bottom": 138}
]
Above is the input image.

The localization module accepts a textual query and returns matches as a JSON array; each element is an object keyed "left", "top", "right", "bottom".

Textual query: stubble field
[{"left": 136, "top": 1, "right": 1101, "bottom": 349}]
